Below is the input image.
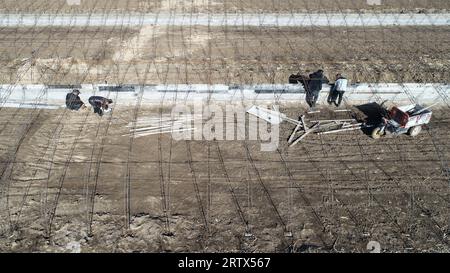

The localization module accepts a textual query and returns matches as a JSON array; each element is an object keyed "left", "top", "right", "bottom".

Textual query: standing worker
[
  {"left": 65, "top": 89, "right": 85, "bottom": 110},
  {"left": 88, "top": 96, "right": 113, "bottom": 116},
  {"left": 331, "top": 73, "right": 348, "bottom": 107},
  {"left": 306, "top": 69, "right": 329, "bottom": 109}
]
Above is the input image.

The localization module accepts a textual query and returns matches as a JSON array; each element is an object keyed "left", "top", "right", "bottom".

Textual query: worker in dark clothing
[
  {"left": 327, "top": 85, "right": 338, "bottom": 105},
  {"left": 88, "top": 96, "right": 113, "bottom": 116},
  {"left": 65, "top": 89, "right": 85, "bottom": 110},
  {"left": 306, "top": 69, "right": 329, "bottom": 109}
]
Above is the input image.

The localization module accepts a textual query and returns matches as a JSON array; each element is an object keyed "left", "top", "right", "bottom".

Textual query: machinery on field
[
  {"left": 371, "top": 103, "right": 435, "bottom": 139},
  {"left": 247, "top": 102, "right": 436, "bottom": 145}
]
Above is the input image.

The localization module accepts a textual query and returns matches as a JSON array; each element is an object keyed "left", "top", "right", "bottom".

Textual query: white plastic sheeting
[
  {"left": 0, "top": 83, "right": 448, "bottom": 108},
  {"left": 0, "top": 13, "right": 449, "bottom": 27}
]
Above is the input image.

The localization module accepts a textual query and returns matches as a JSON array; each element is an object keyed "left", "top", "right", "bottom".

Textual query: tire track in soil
[
  {"left": 0, "top": 86, "right": 49, "bottom": 232},
  {"left": 377, "top": 137, "right": 449, "bottom": 249},
  {"left": 299, "top": 139, "right": 380, "bottom": 251},
  {"left": 124, "top": 90, "right": 143, "bottom": 230},
  {"left": 400, "top": 134, "right": 449, "bottom": 203},
  {"left": 242, "top": 141, "right": 290, "bottom": 239},
  {"left": 157, "top": 107, "right": 172, "bottom": 236},
  {"left": 45, "top": 107, "right": 92, "bottom": 238},
  {"left": 276, "top": 148, "right": 337, "bottom": 251},
  {"left": 86, "top": 92, "right": 118, "bottom": 235},
  {"left": 185, "top": 140, "right": 210, "bottom": 248},
  {"left": 215, "top": 141, "right": 252, "bottom": 236},
  {"left": 13, "top": 110, "right": 65, "bottom": 225},
  {"left": 0, "top": 109, "right": 42, "bottom": 232}
]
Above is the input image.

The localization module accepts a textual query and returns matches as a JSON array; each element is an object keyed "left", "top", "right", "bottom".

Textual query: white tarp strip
[
  {"left": 0, "top": 13, "right": 449, "bottom": 27},
  {"left": 0, "top": 83, "right": 449, "bottom": 107}
]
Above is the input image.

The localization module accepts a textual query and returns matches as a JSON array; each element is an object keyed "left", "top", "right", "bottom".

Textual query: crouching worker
[
  {"left": 66, "top": 89, "right": 85, "bottom": 110},
  {"left": 332, "top": 73, "right": 348, "bottom": 107},
  {"left": 88, "top": 96, "right": 113, "bottom": 116}
]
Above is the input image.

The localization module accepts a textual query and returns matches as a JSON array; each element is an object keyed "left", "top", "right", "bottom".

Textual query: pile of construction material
[
  {"left": 287, "top": 115, "right": 363, "bottom": 147},
  {"left": 125, "top": 113, "right": 201, "bottom": 138},
  {"left": 246, "top": 105, "right": 365, "bottom": 147}
]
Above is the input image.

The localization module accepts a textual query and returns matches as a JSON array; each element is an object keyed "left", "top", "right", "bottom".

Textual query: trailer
[{"left": 371, "top": 103, "right": 434, "bottom": 139}]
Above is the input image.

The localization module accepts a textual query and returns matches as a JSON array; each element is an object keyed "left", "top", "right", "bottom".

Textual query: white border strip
[
  {"left": 0, "top": 13, "right": 449, "bottom": 27},
  {"left": 0, "top": 83, "right": 448, "bottom": 107}
]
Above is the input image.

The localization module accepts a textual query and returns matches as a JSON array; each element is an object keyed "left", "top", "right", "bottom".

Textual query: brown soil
[
  {"left": 0, "top": 103, "right": 448, "bottom": 252},
  {"left": 0, "top": 26, "right": 449, "bottom": 84}
]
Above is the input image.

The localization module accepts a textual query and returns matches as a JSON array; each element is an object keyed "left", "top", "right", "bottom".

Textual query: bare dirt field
[
  {"left": 0, "top": 0, "right": 449, "bottom": 254},
  {"left": 1, "top": 0, "right": 449, "bottom": 13},
  {"left": 0, "top": 103, "right": 448, "bottom": 252},
  {"left": 1, "top": 26, "right": 449, "bottom": 84}
]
